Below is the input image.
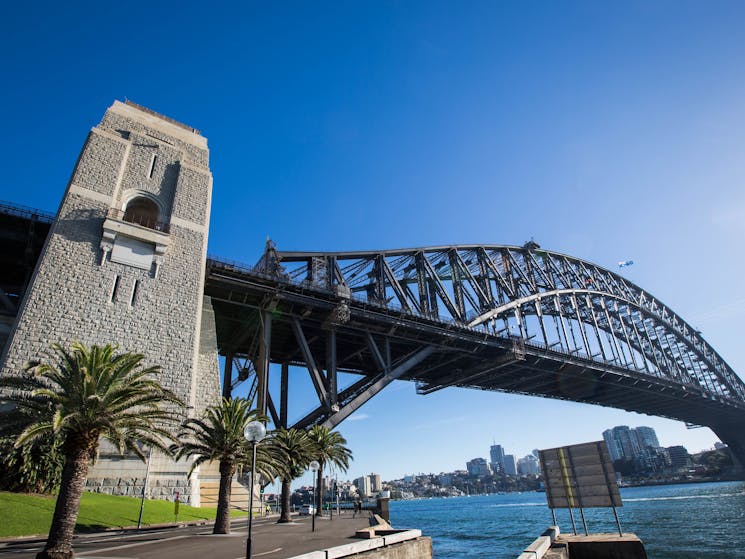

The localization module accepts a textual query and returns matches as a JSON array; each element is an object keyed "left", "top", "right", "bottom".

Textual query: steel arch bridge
[{"left": 205, "top": 242, "right": 745, "bottom": 464}]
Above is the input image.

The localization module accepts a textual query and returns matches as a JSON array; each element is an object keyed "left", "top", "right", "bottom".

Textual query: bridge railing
[
  {"left": 106, "top": 208, "right": 170, "bottom": 233},
  {"left": 0, "top": 200, "right": 55, "bottom": 223},
  {"left": 207, "top": 254, "right": 485, "bottom": 330}
]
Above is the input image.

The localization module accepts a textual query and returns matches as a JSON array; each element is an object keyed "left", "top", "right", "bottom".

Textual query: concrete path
[{"left": 0, "top": 512, "right": 374, "bottom": 559}]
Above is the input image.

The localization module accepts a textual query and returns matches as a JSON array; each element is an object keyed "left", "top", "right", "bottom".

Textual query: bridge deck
[{"left": 205, "top": 259, "right": 745, "bottom": 432}]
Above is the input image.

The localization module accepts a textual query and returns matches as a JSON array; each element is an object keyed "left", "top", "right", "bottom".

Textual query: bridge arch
[
  {"left": 271, "top": 244, "right": 744, "bottom": 401},
  {"left": 205, "top": 242, "right": 745, "bottom": 464}
]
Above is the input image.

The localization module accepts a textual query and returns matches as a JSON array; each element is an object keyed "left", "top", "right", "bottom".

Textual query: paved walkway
[
  {"left": 0, "top": 512, "right": 375, "bottom": 559},
  {"left": 248, "top": 513, "right": 375, "bottom": 558}
]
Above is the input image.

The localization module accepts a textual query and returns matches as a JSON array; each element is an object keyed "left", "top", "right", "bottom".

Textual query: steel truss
[
  {"left": 204, "top": 242, "right": 745, "bottom": 463},
  {"left": 272, "top": 243, "right": 745, "bottom": 403}
]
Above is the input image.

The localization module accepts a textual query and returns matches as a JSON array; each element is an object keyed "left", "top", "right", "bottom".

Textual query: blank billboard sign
[{"left": 539, "top": 441, "right": 622, "bottom": 509}]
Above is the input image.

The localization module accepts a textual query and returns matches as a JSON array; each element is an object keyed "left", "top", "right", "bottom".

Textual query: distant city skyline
[
  {"left": 388, "top": 423, "right": 708, "bottom": 483},
  {"left": 286, "top": 420, "right": 714, "bottom": 492}
]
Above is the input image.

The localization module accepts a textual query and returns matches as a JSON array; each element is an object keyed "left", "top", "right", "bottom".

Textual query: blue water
[{"left": 389, "top": 481, "right": 745, "bottom": 558}]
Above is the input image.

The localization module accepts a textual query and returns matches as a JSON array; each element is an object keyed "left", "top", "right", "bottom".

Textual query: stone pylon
[{"left": 0, "top": 100, "right": 221, "bottom": 504}]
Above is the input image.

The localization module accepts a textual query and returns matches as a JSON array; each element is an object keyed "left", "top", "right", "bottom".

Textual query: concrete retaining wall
[{"left": 287, "top": 530, "right": 431, "bottom": 559}]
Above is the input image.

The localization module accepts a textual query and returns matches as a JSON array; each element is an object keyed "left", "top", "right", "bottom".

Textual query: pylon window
[{"left": 123, "top": 197, "right": 160, "bottom": 230}]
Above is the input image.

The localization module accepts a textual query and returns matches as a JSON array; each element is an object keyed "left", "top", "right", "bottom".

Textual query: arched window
[{"left": 123, "top": 197, "right": 160, "bottom": 229}]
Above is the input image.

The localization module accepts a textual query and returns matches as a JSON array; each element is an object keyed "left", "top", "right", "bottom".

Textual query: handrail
[
  {"left": 0, "top": 200, "right": 55, "bottom": 223},
  {"left": 106, "top": 208, "right": 170, "bottom": 233}
]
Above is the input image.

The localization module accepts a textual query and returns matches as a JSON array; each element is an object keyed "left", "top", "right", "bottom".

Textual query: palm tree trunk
[
  {"left": 278, "top": 478, "right": 292, "bottom": 523},
  {"left": 213, "top": 460, "right": 235, "bottom": 534},
  {"left": 315, "top": 463, "right": 324, "bottom": 516},
  {"left": 36, "top": 442, "right": 90, "bottom": 559}
]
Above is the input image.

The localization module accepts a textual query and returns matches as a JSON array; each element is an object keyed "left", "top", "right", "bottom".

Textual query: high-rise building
[
  {"left": 466, "top": 458, "right": 491, "bottom": 477},
  {"left": 354, "top": 476, "right": 372, "bottom": 498},
  {"left": 518, "top": 454, "right": 540, "bottom": 475},
  {"left": 370, "top": 473, "right": 382, "bottom": 493},
  {"left": 635, "top": 426, "right": 660, "bottom": 449},
  {"left": 503, "top": 455, "right": 518, "bottom": 476},
  {"left": 490, "top": 444, "right": 505, "bottom": 472},
  {"left": 667, "top": 446, "right": 690, "bottom": 471},
  {"left": 603, "top": 426, "right": 642, "bottom": 461},
  {"left": 603, "top": 429, "right": 623, "bottom": 461}
]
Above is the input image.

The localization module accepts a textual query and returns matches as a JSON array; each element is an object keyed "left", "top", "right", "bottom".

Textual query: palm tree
[
  {"left": 267, "top": 428, "right": 314, "bottom": 522},
  {"left": 1, "top": 342, "right": 182, "bottom": 559},
  {"left": 0, "top": 395, "right": 65, "bottom": 493},
  {"left": 173, "top": 398, "right": 274, "bottom": 534},
  {"left": 308, "top": 425, "right": 352, "bottom": 515}
]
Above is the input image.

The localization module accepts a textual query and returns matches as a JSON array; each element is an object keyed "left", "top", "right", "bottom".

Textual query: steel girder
[
  {"left": 269, "top": 244, "right": 745, "bottom": 406},
  {"left": 203, "top": 242, "right": 745, "bottom": 462}
]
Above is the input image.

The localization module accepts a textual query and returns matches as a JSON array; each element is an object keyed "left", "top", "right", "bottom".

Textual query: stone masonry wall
[
  {"left": 0, "top": 101, "right": 219, "bottom": 503},
  {"left": 197, "top": 296, "right": 222, "bottom": 416}
]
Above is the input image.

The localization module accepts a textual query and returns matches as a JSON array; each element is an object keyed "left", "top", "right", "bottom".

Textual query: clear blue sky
[{"left": 3, "top": 1, "right": 745, "bottom": 483}]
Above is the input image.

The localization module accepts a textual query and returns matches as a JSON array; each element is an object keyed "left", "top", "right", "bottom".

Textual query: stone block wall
[{"left": 0, "top": 101, "right": 220, "bottom": 503}]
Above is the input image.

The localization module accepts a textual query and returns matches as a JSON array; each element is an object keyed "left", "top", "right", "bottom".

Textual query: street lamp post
[
  {"left": 309, "top": 461, "right": 320, "bottom": 532},
  {"left": 335, "top": 474, "right": 340, "bottom": 517},
  {"left": 244, "top": 421, "right": 266, "bottom": 559},
  {"left": 329, "top": 477, "right": 334, "bottom": 521}
]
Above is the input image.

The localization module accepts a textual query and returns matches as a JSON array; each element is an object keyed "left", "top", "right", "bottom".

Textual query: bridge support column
[
  {"left": 0, "top": 101, "right": 218, "bottom": 505},
  {"left": 257, "top": 311, "right": 272, "bottom": 416},
  {"left": 321, "top": 345, "right": 436, "bottom": 429},
  {"left": 222, "top": 352, "right": 233, "bottom": 399},
  {"left": 712, "top": 422, "right": 745, "bottom": 472},
  {"left": 279, "top": 362, "right": 288, "bottom": 428},
  {"left": 327, "top": 330, "right": 338, "bottom": 411}
]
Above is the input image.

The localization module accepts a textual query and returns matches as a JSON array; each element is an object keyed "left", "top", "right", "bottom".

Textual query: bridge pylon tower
[{"left": 0, "top": 101, "right": 221, "bottom": 504}]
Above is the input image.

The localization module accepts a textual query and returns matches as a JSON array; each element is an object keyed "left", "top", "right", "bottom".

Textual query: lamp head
[{"left": 244, "top": 420, "right": 266, "bottom": 443}]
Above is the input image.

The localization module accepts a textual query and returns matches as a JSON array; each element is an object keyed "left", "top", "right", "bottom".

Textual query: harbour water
[{"left": 389, "top": 481, "right": 745, "bottom": 558}]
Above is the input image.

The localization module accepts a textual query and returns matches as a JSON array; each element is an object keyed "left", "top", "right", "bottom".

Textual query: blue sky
[{"left": 3, "top": 1, "right": 745, "bottom": 483}]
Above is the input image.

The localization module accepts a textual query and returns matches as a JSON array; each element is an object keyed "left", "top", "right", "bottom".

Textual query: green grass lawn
[{"left": 0, "top": 491, "right": 244, "bottom": 538}]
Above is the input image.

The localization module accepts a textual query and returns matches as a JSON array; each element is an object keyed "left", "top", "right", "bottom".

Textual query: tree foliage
[
  {"left": 0, "top": 433, "right": 64, "bottom": 493},
  {"left": 0, "top": 399, "right": 64, "bottom": 493},
  {"left": 266, "top": 428, "right": 314, "bottom": 522},
  {"left": 1, "top": 342, "right": 183, "bottom": 559},
  {"left": 307, "top": 425, "right": 352, "bottom": 514},
  {"left": 173, "top": 398, "right": 275, "bottom": 534}
]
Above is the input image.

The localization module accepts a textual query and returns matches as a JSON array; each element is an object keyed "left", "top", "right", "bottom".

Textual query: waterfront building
[
  {"left": 635, "top": 446, "right": 670, "bottom": 473},
  {"left": 667, "top": 445, "right": 691, "bottom": 471},
  {"left": 636, "top": 426, "right": 660, "bottom": 449},
  {"left": 370, "top": 473, "right": 382, "bottom": 493},
  {"left": 490, "top": 444, "right": 505, "bottom": 472},
  {"left": 466, "top": 458, "right": 491, "bottom": 477},
  {"left": 354, "top": 475, "right": 372, "bottom": 498},
  {"left": 602, "top": 429, "right": 622, "bottom": 461},
  {"left": 518, "top": 454, "right": 540, "bottom": 475},
  {"left": 337, "top": 480, "right": 356, "bottom": 500},
  {"left": 503, "top": 455, "right": 518, "bottom": 476},
  {"left": 438, "top": 473, "right": 452, "bottom": 486},
  {"left": 603, "top": 425, "right": 642, "bottom": 461}
]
